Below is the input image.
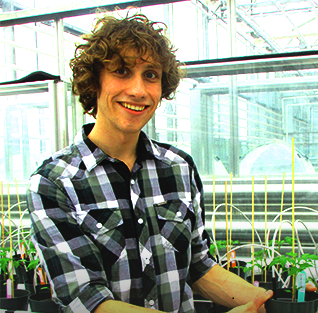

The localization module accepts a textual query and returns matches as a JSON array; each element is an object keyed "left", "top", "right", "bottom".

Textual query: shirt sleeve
[
  {"left": 27, "top": 173, "right": 113, "bottom": 313},
  {"left": 189, "top": 164, "right": 216, "bottom": 283}
]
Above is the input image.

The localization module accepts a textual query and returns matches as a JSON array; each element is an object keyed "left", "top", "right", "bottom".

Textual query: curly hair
[{"left": 70, "top": 12, "right": 183, "bottom": 118}]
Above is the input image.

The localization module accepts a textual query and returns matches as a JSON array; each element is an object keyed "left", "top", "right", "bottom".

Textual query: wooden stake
[
  {"left": 1, "top": 181, "right": 5, "bottom": 281},
  {"left": 278, "top": 172, "right": 286, "bottom": 248},
  {"left": 225, "top": 181, "right": 229, "bottom": 271},
  {"left": 1, "top": 182, "right": 4, "bottom": 249},
  {"left": 264, "top": 175, "right": 267, "bottom": 282},
  {"left": 7, "top": 184, "right": 14, "bottom": 298},
  {"left": 15, "top": 178, "right": 24, "bottom": 234},
  {"left": 213, "top": 175, "right": 216, "bottom": 239},
  {"left": 252, "top": 177, "right": 255, "bottom": 284},
  {"left": 292, "top": 138, "right": 296, "bottom": 302},
  {"left": 229, "top": 173, "right": 233, "bottom": 253}
]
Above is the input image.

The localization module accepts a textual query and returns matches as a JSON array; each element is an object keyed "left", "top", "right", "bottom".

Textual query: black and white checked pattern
[{"left": 27, "top": 123, "right": 215, "bottom": 313}]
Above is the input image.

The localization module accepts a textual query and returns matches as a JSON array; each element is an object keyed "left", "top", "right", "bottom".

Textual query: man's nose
[{"left": 126, "top": 74, "right": 147, "bottom": 98}]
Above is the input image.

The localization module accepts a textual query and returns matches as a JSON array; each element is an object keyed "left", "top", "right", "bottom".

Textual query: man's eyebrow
[{"left": 144, "top": 62, "right": 162, "bottom": 70}]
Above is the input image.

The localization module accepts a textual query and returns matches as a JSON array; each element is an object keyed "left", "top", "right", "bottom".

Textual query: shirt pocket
[
  {"left": 80, "top": 209, "right": 125, "bottom": 265},
  {"left": 154, "top": 200, "right": 194, "bottom": 254}
]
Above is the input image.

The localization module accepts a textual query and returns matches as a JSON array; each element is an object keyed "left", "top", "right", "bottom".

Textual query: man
[{"left": 27, "top": 12, "right": 275, "bottom": 313}]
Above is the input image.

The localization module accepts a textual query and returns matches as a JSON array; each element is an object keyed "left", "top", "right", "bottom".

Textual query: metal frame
[{"left": 0, "top": 0, "right": 186, "bottom": 26}]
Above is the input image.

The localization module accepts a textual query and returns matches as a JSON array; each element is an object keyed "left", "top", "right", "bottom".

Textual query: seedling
[
  {"left": 210, "top": 240, "right": 240, "bottom": 261},
  {"left": 0, "top": 247, "right": 23, "bottom": 280}
]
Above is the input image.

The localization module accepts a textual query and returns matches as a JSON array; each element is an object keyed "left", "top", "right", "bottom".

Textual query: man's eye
[
  {"left": 116, "top": 68, "right": 127, "bottom": 75},
  {"left": 145, "top": 72, "right": 157, "bottom": 79}
]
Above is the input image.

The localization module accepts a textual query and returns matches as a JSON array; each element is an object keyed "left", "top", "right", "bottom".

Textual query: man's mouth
[{"left": 120, "top": 102, "right": 147, "bottom": 112}]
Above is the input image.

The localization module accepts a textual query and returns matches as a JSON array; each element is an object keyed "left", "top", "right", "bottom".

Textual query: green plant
[
  {"left": 242, "top": 249, "right": 268, "bottom": 276},
  {"left": 0, "top": 246, "right": 23, "bottom": 280},
  {"left": 268, "top": 252, "right": 318, "bottom": 302},
  {"left": 240, "top": 239, "right": 285, "bottom": 278},
  {"left": 209, "top": 240, "right": 240, "bottom": 258}
]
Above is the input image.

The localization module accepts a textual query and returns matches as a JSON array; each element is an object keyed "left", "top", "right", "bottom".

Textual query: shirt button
[
  {"left": 176, "top": 211, "right": 182, "bottom": 217},
  {"left": 138, "top": 218, "right": 143, "bottom": 224},
  {"left": 96, "top": 223, "right": 102, "bottom": 229},
  {"left": 131, "top": 179, "right": 135, "bottom": 185},
  {"left": 149, "top": 300, "right": 154, "bottom": 306},
  {"left": 145, "top": 258, "right": 150, "bottom": 265}
]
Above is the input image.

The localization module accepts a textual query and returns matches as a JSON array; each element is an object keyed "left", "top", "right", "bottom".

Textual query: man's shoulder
[
  {"left": 31, "top": 144, "right": 82, "bottom": 180},
  {"left": 150, "top": 139, "right": 195, "bottom": 167}
]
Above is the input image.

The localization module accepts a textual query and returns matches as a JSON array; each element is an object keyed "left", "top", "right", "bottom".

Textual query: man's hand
[
  {"left": 306, "top": 282, "right": 317, "bottom": 292},
  {"left": 227, "top": 290, "right": 273, "bottom": 313}
]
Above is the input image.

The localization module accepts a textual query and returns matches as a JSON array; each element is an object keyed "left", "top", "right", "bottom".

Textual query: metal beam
[
  {"left": 190, "top": 76, "right": 318, "bottom": 94},
  {"left": 184, "top": 51, "right": 318, "bottom": 78},
  {"left": 236, "top": 7, "right": 282, "bottom": 53},
  {"left": 0, "top": 0, "right": 186, "bottom": 27}
]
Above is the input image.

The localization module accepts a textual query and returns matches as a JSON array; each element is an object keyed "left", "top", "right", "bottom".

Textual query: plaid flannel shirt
[{"left": 27, "top": 123, "right": 215, "bottom": 313}]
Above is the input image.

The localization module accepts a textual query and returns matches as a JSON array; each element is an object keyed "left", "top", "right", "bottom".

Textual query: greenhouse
[{"left": 1, "top": 0, "right": 318, "bottom": 312}]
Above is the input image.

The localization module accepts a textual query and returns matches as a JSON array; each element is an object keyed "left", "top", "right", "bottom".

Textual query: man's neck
[{"left": 87, "top": 124, "right": 139, "bottom": 171}]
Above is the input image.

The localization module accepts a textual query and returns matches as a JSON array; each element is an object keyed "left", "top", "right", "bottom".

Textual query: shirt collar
[{"left": 74, "top": 123, "right": 165, "bottom": 171}]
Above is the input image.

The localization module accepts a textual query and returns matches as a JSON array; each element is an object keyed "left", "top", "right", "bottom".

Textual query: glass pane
[
  {"left": 0, "top": 22, "right": 57, "bottom": 84},
  {"left": 0, "top": 84, "right": 52, "bottom": 181},
  {"left": 205, "top": 0, "right": 318, "bottom": 58},
  {"left": 164, "top": 57, "right": 318, "bottom": 179},
  {"left": 1, "top": 0, "right": 136, "bottom": 12},
  {"left": 63, "top": 2, "right": 209, "bottom": 63}
]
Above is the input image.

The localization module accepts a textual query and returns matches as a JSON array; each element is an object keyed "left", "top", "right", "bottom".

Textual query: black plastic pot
[
  {"left": 194, "top": 293, "right": 230, "bottom": 313},
  {"left": 24, "top": 274, "right": 44, "bottom": 295},
  {"left": 206, "top": 303, "right": 230, "bottom": 312},
  {"left": 265, "top": 288, "right": 318, "bottom": 313},
  {"left": 246, "top": 272, "right": 283, "bottom": 290},
  {"left": 24, "top": 280, "right": 36, "bottom": 296},
  {"left": 13, "top": 254, "right": 29, "bottom": 283},
  {"left": 29, "top": 291, "right": 59, "bottom": 313},
  {"left": 0, "top": 275, "right": 18, "bottom": 293},
  {"left": 222, "top": 261, "right": 247, "bottom": 280},
  {"left": 194, "top": 293, "right": 212, "bottom": 312},
  {"left": 0, "top": 289, "right": 30, "bottom": 311}
]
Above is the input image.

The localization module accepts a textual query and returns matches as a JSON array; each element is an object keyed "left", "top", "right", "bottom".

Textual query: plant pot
[
  {"left": 222, "top": 260, "right": 247, "bottom": 280},
  {"left": 206, "top": 302, "right": 230, "bottom": 312},
  {"left": 0, "top": 275, "right": 19, "bottom": 293},
  {"left": 265, "top": 288, "right": 318, "bottom": 313},
  {"left": 29, "top": 292, "right": 59, "bottom": 313},
  {"left": 194, "top": 293, "right": 212, "bottom": 311},
  {"left": 246, "top": 272, "right": 283, "bottom": 290},
  {"left": 13, "top": 254, "right": 29, "bottom": 283},
  {"left": 24, "top": 280, "right": 35, "bottom": 295},
  {"left": 0, "top": 289, "right": 30, "bottom": 311}
]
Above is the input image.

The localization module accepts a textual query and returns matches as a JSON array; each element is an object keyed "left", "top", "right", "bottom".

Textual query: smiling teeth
[{"left": 122, "top": 103, "right": 145, "bottom": 111}]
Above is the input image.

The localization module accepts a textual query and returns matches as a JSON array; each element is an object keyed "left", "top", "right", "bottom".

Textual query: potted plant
[
  {"left": 0, "top": 246, "right": 22, "bottom": 291},
  {"left": 265, "top": 252, "right": 318, "bottom": 312},
  {"left": 27, "top": 262, "right": 59, "bottom": 313},
  {"left": 210, "top": 240, "right": 247, "bottom": 278},
  {"left": 0, "top": 247, "right": 30, "bottom": 311},
  {"left": 244, "top": 239, "right": 287, "bottom": 289},
  {"left": 23, "top": 247, "right": 40, "bottom": 295}
]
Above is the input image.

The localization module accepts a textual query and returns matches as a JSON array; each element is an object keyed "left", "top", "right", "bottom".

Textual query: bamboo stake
[
  {"left": 7, "top": 184, "right": 14, "bottom": 298},
  {"left": 1, "top": 182, "right": 4, "bottom": 249},
  {"left": 15, "top": 178, "right": 24, "bottom": 234},
  {"left": 1, "top": 181, "right": 4, "bottom": 281},
  {"left": 278, "top": 172, "right": 286, "bottom": 248},
  {"left": 264, "top": 175, "right": 267, "bottom": 282},
  {"left": 225, "top": 181, "right": 230, "bottom": 271},
  {"left": 213, "top": 175, "right": 216, "bottom": 239},
  {"left": 252, "top": 176, "right": 255, "bottom": 284},
  {"left": 229, "top": 173, "right": 233, "bottom": 252},
  {"left": 292, "top": 138, "right": 296, "bottom": 302}
]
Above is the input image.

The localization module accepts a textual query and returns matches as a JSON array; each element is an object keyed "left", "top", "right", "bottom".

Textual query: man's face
[{"left": 96, "top": 53, "right": 162, "bottom": 137}]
